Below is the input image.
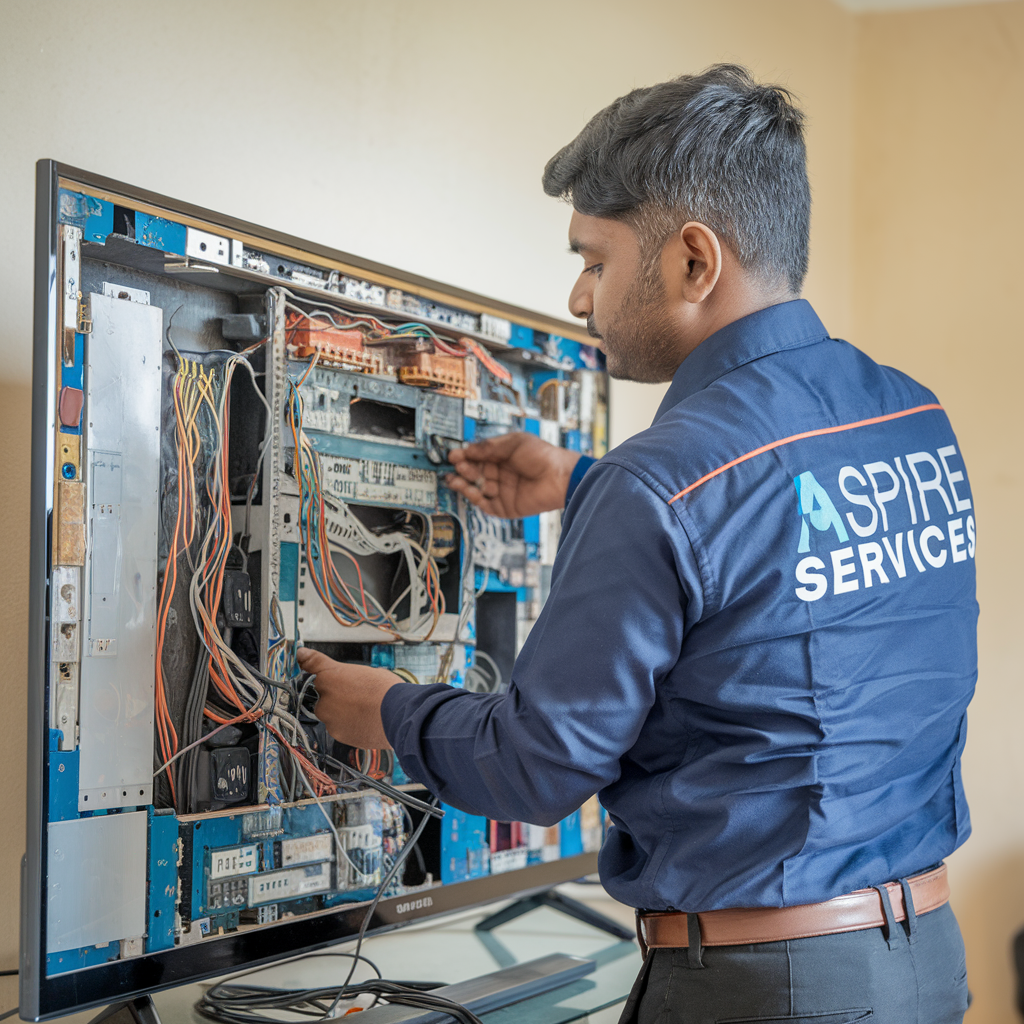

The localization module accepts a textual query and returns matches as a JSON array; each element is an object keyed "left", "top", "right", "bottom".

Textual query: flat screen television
[{"left": 21, "top": 161, "right": 609, "bottom": 1020}]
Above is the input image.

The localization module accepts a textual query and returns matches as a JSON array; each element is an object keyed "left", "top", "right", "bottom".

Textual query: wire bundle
[
  {"left": 286, "top": 368, "right": 445, "bottom": 643},
  {"left": 282, "top": 290, "right": 512, "bottom": 385},
  {"left": 468, "top": 505, "right": 508, "bottom": 571},
  {"left": 155, "top": 351, "right": 336, "bottom": 810},
  {"left": 152, "top": 301, "right": 482, "bottom": 1022},
  {"left": 196, "top": 976, "right": 483, "bottom": 1024}
]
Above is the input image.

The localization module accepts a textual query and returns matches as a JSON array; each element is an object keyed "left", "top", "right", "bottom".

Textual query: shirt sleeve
[
  {"left": 380, "top": 461, "right": 699, "bottom": 825},
  {"left": 565, "top": 454, "right": 596, "bottom": 505}
]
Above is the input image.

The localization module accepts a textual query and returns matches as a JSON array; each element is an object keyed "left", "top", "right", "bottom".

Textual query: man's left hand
[{"left": 296, "top": 648, "right": 399, "bottom": 750}]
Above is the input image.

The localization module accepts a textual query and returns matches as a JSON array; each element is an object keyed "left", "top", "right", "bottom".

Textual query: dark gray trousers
[{"left": 618, "top": 902, "right": 969, "bottom": 1024}]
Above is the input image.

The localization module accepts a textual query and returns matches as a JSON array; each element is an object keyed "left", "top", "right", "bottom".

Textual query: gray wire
[{"left": 327, "top": 796, "right": 440, "bottom": 1017}]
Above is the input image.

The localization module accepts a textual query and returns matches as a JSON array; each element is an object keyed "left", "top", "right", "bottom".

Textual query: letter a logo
[{"left": 794, "top": 471, "right": 849, "bottom": 552}]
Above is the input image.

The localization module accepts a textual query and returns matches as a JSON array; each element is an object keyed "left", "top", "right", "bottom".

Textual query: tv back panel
[{"left": 22, "top": 162, "right": 608, "bottom": 1020}]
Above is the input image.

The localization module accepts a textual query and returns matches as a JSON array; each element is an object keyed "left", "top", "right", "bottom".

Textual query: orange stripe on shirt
[{"left": 666, "top": 403, "right": 945, "bottom": 505}]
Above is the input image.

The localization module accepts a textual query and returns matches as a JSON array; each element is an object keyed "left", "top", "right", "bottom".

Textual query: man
[{"left": 299, "top": 65, "right": 976, "bottom": 1022}]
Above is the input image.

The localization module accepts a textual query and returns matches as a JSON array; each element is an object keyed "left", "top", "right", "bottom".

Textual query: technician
[{"left": 300, "top": 65, "right": 977, "bottom": 1023}]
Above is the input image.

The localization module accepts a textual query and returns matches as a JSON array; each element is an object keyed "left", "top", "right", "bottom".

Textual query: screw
[{"left": 58, "top": 763, "right": 65, "bottom": 773}]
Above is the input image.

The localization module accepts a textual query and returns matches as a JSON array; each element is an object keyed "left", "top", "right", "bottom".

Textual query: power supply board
[{"left": 35, "top": 171, "right": 609, "bottom": 981}]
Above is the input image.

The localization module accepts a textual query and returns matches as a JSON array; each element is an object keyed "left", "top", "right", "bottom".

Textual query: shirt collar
[{"left": 653, "top": 299, "right": 830, "bottom": 422}]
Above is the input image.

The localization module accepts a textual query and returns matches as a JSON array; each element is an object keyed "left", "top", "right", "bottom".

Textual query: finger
[
  {"left": 446, "top": 472, "right": 487, "bottom": 509},
  {"left": 296, "top": 647, "right": 334, "bottom": 673},
  {"left": 448, "top": 473, "right": 504, "bottom": 515},
  {"left": 453, "top": 434, "right": 523, "bottom": 464},
  {"left": 452, "top": 457, "right": 484, "bottom": 483}
]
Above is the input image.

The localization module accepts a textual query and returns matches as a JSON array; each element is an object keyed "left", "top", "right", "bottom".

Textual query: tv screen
[{"left": 21, "top": 162, "right": 608, "bottom": 1020}]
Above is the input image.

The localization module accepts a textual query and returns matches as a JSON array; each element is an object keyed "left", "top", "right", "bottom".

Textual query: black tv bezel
[{"left": 21, "top": 160, "right": 600, "bottom": 1021}]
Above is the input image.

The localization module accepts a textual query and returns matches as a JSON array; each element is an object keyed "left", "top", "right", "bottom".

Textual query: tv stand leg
[
  {"left": 475, "top": 887, "right": 634, "bottom": 941},
  {"left": 87, "top": 995, "right": 161, "bottom": 1024}
]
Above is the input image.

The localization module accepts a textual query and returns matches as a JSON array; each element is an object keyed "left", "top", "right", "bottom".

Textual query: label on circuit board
[
  {"left": 248, "top": 863, "right": 332, "bottom": 905},
  {"left": 209, "top": 844, "right": 258, "bottom": 880},
  {"left": 280, "top": 833, "right": 334, "bottom": 867},
  {"left": 321, "top": 456, "right": 437, "bottom": 508}
]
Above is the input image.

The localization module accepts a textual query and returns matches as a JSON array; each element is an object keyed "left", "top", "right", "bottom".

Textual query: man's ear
[{"left": 668, "top": 221, "right": 723, "bottom": 304}]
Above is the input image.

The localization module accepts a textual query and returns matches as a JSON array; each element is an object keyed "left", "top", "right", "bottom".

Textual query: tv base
[
  {"left": 474, "top": 888, "right": 634, "bottom": 941},
  {"left": 87, "top": 995, "right": 161, "bottom": 1024}
]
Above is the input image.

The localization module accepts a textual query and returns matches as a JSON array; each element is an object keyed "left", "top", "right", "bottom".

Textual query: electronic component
[
  {"left": 58, "top": 386, "right": 84, "bottom": 428},
  {"left": 321, "top": 456, "right": 438, "bottom": 509},
  {"left": 50, "top": 563, "right": 81, "bottom": 751},
  {"left": 397, "top": 351, "right": 478, "bottom": 398},
  {"left": 340, "top": 277, "right": 387, "bottom": 306},
  {"left": 102, "top": 281, "right": 150, "bottom": 304},
  {"left": 55, "top": 480, "right": 85, "bottom": 566},
  {"left": 277, "top": 833, "right": 333, "bottom": 867},
  {"left": 46, "top": 811, "right": 147, "bottom": 954},
  {"left": 186, "top": 227, "right": 231, "bottom": 265},
  {"left": 248, "top": 863, "right": 332, "bottom": 905},
  {"left": 208, "top": 877, "right": 248, "bottom": 911},
  {"left": 221, "top": 570, "right": 254, "bottom": 628},
  {"left": 210, "top": 749, "right": 251, "bottom": 806},
  {"left": 220, "top": 313, "right": 267, "bottom": 341},
  {"left": 286, "top": 311, "right": 386, "bottom": 373},
  {"left": 77, "top": 293, "right": 161, "bottom": 812},
  {"left": 336, "top": 824, "right": 381, "bottom": 888},
  {"left": 479, "top": 314, "right": 513, "bottom": 342}
]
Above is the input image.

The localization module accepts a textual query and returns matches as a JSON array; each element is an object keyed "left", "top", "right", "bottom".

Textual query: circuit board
[{"left": 39, "top": 181, "right": 609, "bottom": 977}]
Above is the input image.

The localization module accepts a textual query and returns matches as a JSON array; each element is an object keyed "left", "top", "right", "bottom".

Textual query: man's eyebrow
[{"left": 568, "top": 238, "right": 587, "bottom": 255}]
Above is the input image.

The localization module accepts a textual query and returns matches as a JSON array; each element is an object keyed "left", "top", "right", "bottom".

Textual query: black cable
[
  {"left": 316, "top": 752, "right": 443, "bottom": 819},
  {"left": 178, "top": 645, "right": 211, "bottom": 813},
  {"left": 0, "top": 971, "right": 15, "bottom": 977},
  {"left": 0, "top": 1007, "right": 19, "bottom": 1021},
  {"left": 195, "top": 952, "right": 383, "bottom": 1024},
  {"left": 194, "top": 798, "right": 480, "bottom": 1024},
  {"left": 329, "top": 796, "right": 438, "bottom": 1012}
]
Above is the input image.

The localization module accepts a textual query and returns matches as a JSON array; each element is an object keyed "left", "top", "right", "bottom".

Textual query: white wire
[{"left": 297, "top": 766, "right": 379, "bottom": 887}]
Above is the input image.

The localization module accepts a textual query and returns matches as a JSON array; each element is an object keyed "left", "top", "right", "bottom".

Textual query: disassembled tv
[{"left": 21, "top": 161, "right": 609, "bottom": 1019}]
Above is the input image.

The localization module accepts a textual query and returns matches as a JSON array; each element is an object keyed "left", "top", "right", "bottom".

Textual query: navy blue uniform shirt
[{"left": 382, "top": 300, "right": 978, "bottom": 911}]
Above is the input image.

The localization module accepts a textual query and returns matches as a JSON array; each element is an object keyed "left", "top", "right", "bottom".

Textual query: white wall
[{"left": 0, "top": 0, "right": 855, "bottom": 421}]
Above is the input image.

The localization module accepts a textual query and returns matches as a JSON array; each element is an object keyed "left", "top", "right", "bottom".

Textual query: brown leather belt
[{"left": 637, "top": 864, "right": 949, "bottom": 955}]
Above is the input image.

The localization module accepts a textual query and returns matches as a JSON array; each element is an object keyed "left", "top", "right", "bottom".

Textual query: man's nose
[{"left": 568, "top": 276, "right": 593, "bottom": 320}]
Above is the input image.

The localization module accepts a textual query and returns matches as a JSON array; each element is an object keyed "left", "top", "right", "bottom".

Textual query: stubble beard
[{"left": 588, "top": 263, "right": 683, "bottom": 384}]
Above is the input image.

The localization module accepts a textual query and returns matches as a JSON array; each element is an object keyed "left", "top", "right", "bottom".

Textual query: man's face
[{"left": 566, "top": 210, "right": 684, "bottom": 384}]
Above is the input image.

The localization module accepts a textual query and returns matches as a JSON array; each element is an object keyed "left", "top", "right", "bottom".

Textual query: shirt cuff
[
  {"left": 565, "top": 455, "right": 596, "bottom": 506},
  {"left": 380, "top": 680, "right": 425, "bottom": 751}
]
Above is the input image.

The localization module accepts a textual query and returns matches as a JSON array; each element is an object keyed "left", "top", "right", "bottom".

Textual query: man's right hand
[{"left": 447, "top": 432, "right": 582, "bottom": 519}]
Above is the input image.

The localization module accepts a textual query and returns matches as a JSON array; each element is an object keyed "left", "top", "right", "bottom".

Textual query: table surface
[{"left": 50, "top": 887, "right": 642, "bottom": 1024}]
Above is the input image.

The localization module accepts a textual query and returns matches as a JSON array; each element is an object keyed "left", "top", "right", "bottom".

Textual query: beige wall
[
  {"left": 0, "top": 4, "right": 856, "bottom": 1002},
  {"left": 0, "top": 0, "right": 1018, "bottom": 1020},
  {"left": 854, "top": 4, "right": 1024, "bottom": 1020}
]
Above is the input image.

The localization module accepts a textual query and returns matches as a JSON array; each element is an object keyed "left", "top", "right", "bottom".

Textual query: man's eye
[{"left": 584, "top": 263, "right": 603, "bottom": 276}]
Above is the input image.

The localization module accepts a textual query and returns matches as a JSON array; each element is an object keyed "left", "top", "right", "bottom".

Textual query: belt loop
[
  {"left": 635, "top": 910, "right": 649, "bottom": 960},
  {"left": 899, "top": 878, "right": 918, "bottom": 944},
  {"left": 686, "top": 913, "right": 705, "bottom": 969},
  {"left": 873, "top": 884, "right": 900, "bottom": 951}
]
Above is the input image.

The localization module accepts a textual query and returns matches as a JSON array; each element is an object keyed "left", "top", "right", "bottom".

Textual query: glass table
[{"left": 50, "top": 889, "right": 641, "bottom": 1024}]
